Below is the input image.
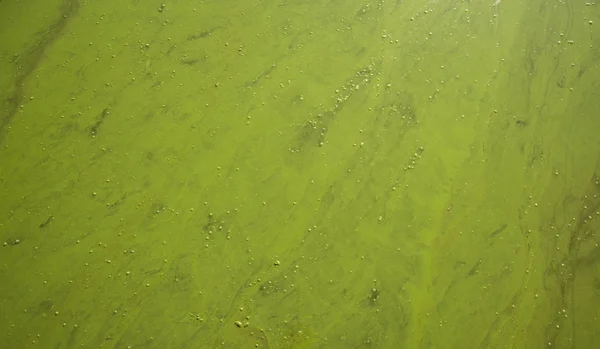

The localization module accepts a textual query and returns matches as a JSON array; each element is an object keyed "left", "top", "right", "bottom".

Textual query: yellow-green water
[{"left": 1, "top": 0, "right": 599, "bottom": 348}]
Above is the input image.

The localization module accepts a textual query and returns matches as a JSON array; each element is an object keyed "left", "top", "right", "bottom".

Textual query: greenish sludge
[{"left": 0, "top": 0, "right": 599, "bottom": 348}]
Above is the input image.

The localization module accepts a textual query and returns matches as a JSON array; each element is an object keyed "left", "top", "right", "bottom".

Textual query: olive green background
[{"left": 1, "top": 0, "right": 599, "bottom": 348}]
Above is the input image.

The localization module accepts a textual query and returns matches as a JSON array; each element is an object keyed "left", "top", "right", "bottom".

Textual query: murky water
[{"left": 1, "top": 0, "right": 599, "bottom": 348}]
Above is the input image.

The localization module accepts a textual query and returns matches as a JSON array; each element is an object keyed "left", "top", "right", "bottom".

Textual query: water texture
[{"left": 0, "top": 0, "right": 599, "bottom": 348}]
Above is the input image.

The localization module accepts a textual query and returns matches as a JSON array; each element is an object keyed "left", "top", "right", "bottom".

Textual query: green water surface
[{"left": 1, "top": 0, "right": 599, "bottom": 348}]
